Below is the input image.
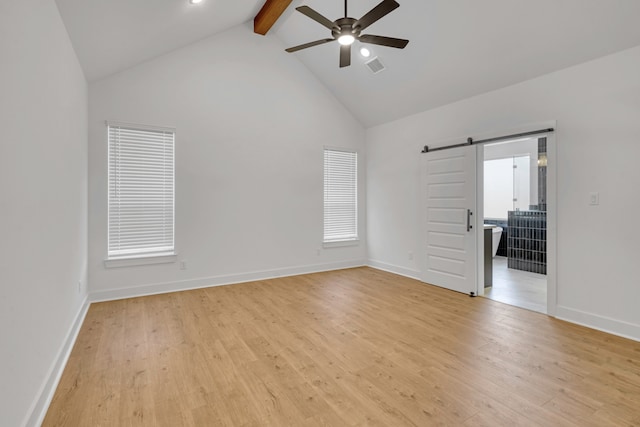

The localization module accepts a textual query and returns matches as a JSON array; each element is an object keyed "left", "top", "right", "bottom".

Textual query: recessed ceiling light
[
  {"left": 189, "top": 0, "right": 203, "bottom": 4},
  {"left": 360, "top": 47, "right": 371, "bottom": 58}
]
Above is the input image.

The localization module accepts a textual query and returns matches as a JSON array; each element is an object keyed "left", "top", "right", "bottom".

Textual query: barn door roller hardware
[{"left": 421, "top": 128, "right": 555, "bottom": 154}]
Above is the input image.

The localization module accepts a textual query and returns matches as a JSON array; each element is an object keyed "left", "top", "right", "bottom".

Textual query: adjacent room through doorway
[{"left": 482, "top": 137, "right": 548, "bottom": 313}]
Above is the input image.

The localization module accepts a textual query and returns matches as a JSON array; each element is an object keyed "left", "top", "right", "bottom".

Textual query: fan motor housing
[{"left": 332, "top": 17, "right": 360, "bottom": 39}]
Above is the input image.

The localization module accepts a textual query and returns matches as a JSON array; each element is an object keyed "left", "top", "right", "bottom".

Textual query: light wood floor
[{"left": 44, "top": 267, "right": 640, "bottom": 426}]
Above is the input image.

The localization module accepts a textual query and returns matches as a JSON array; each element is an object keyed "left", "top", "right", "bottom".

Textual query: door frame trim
[{"left": 473, "top": 121, "right": 557, "bottom": 315}]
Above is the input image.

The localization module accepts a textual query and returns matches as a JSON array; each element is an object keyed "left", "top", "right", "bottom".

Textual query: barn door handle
[{"left": 467, "top": 209, "right": 473, "bottom": 232}]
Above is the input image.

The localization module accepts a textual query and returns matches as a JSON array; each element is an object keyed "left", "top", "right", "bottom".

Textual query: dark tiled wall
[
  {"left": 538, "top": 137, "right": 547, "bottom": 153},
  {"left": 538, "top": 137, "right": 547, "bottom": 209},
  {"left": 507, "top": 210, "right": 547, "bottom": 275}
]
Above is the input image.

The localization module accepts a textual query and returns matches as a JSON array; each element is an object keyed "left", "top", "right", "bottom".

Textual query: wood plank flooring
[{"left": 43, "top": 267, "right": 640, "bottom": 426}]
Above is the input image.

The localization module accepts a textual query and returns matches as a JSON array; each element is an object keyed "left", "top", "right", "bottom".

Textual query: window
[
  {"left": 323, "top": 148, "right": 358, "bottom": 243},
  {"left": 107, "top": 122, "right": 175, "bottom": 260}
]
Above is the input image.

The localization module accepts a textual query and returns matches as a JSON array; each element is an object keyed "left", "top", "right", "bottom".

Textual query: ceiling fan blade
[
  {"left": 296, "top": 6, "right": 336, "bottom": 30},
  {"left": 340, "top": 44, "right": 351, "bottom": 68},
  {"left": 358, "top": 34, "right": 409, "bottom": 49},
  {"left": 354, "top": 0, "right": 399, "bottom": 31},
  {"left": 285, "top": 38, "right": 335, "bottom": 53}
]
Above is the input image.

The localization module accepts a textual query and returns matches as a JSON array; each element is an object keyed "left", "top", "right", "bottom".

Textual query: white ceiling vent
[{"left": 365, "top": 56, "right": 385, "bottom": 74}]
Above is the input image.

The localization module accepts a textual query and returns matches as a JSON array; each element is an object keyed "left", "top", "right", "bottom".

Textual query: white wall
[
  {"left": 484, "top": 157, "right": 516, "bottom": 219},
  {"left": 484, "top": 137, "right": 539, "bottom": 210},
  {"left": 367, "top": 45, "right": 640, "bottom": 340},
  {"left": 0, "top": 1, "right": 88, "bottom": 426},
  {"left": 88, "top": 24, "right": 366, "bottom": 299}
]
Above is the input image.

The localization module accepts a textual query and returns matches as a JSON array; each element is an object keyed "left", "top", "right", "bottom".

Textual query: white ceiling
[
  {"left": 55, "top": 0, "right": 264, "bottom": 81},
  {"left": 276, "top": 0, "right": 640, "bottom": 126},
  {"left": 56, "top": 0, "right": 640, "bottom": 126}
]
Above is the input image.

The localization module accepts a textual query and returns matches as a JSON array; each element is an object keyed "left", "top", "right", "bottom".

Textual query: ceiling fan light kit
[
  {"left": 338, "top": 34, "right": 355, "bottom": 46},
  {"left": 285, "top": 0, "right": 409, "bottom": 68}
]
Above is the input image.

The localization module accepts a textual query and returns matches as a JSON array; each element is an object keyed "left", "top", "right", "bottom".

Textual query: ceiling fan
[{"left": 285, "top": 0, "right": 409, "bottom": 68}]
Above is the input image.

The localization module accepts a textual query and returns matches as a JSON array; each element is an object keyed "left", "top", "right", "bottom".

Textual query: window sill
[
  {"left": 104, "top": 253, "right": 177, "bottom": 269},
  {"left": 323, "top": 239, "right": 360, "bottom": 248}
]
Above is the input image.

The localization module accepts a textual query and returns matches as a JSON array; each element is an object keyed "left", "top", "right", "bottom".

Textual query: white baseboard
[
  {"left": 367, "top": 259, "right": 421, "bottom": 281},
  {"left": 556, "top": 305, "right": 640, "bottom": 342},
  {"left": 90, "top": 259, "right": 367, "bottom": 302},
  {"left": 24, "top": 296, "right": 90, "bottom": 427}
]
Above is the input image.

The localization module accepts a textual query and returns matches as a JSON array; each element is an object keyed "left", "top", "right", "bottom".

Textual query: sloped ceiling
[
  {"left": 56, "top": 0, "right": 640, "bottom": 126},
  {"left": 55, "top": 0, "right": 264, "bottom": 81},
  {"left": 276, "top": 0, "right": 640, "bottom": 126}
]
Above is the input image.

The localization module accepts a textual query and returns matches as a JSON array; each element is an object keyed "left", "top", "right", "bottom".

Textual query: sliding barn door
[{"left": 421, "top": 145, "right": 477, "bottom": 295}]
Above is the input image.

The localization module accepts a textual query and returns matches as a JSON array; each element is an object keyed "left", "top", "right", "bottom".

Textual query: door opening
[{"left": 481, "top": 137, "right": 548, "bottom": 313}]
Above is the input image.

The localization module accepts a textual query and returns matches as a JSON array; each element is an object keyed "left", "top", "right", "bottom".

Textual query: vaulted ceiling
[
  {"left": 56, "top": 0, "right": 640, "bottom": 126},
  {"left": 55, "top": 0, "right": 265, "bottom": 81}
]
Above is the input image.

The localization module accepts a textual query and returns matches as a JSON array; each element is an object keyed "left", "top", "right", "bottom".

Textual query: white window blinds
[
  {"left": 108, "top": 123, "right": 175, "bottom": 259},
  {"left": 324, "top": 148, "right": 358, "bottom": 242}
]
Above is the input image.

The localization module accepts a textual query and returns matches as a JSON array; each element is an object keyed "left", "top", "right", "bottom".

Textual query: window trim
[
  {"left": 323, "top": 146, "right": 359, "bottom": 245},
  {"left": 104, "top": 253, "right": 177, "bottom": 269},
  {"left": 322, "top": 239, "right": 360, "bottom": 249},
  {"left": 105, "top": 121, "right": 176, "bottom": 265}
]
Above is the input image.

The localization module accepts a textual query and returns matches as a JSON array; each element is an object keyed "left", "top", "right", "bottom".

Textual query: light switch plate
[{"left": 589, "top": 192, "right": 600, "bottom": 205}]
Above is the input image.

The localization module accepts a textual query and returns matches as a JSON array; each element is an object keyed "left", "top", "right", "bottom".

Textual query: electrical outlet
[{"left": 180, "top": 260, "right": 187, "bottom": 270}]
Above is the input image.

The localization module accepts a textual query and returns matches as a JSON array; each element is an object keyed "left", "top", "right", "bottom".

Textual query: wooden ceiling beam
[{"left": 254, "top": 0, "right": 293, "bottom": 35}]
